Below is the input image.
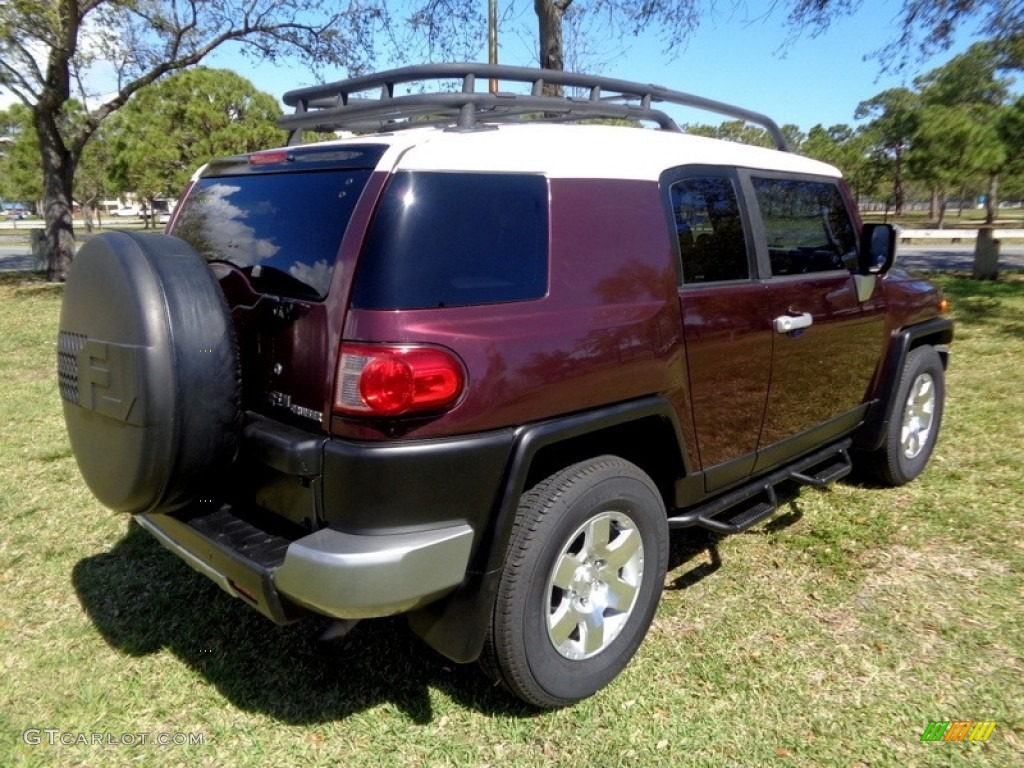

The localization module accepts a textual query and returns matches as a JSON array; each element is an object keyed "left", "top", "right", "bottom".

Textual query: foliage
[
  {"left": 0, "top": 0, "right": 390, "bottom": 280},
  {"left": 908, "top": 43, "right": 1015, "bottom": 224},
  {"left": 853, "top": 88, "right": 920, "bottom": 214},
  {"left": 801, "top": 124, "right": 883, "bottom": 203},
  {"left": 107, "top": 68, "right": 283, "bottom": 208},
  {"left": 0, "top": 103, "right": 44, "bottom": 204},
  {"left": 783, "top": 0, "right": 1024, "bottom": 71},
  {"left": 908, "top": 106, "right": 1005, "bottom": 223},
  {"left": 997, "top": 97, "right": 1024, "bottom": 199},
  {"left": 684, "top": 120, "right": 776, "bottom": 148}
]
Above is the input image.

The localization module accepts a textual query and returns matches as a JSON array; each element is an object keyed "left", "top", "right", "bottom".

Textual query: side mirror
[{"left": 859, "top": 223, "right": 896, "bottom": 275}]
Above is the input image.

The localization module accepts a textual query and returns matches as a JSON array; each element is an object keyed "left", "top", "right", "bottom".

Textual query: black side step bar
[{"left": 668, "top": 440, "right": 853, "bottom": 534}]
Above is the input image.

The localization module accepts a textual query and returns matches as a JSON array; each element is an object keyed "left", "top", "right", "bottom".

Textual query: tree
[
  {"left": 908, "top": 105, "right": 1005, "bottom": 227},
  {"left": 783, "top": 1, "right": 1024, "bottom": 71},
  {"left": 854, "top": 89, "right": 920, "bottom": 215},
  {"left": 802, "top": 124, "right": 880, "bottom": 203},
  {"left": 529, "top": 1, "right": 1022, "bottom": 96},
  {"left": 0, "top": 104, "right": 44, "bottom": 206},
  {"left": 107, "top": 67, "right": 282, "bottom": 223},
  {"left": 74, "top": 124, "right": 115, "bottom": 233},
  {"left": 0, "top": 0, "right": 386, "bottom": 281},
  {"left": 997, "top": 97, "right": 1024, "bottom": 200},
  {"left": 685, "top": 120, "right": 776, "bottom": 148},
  {"left": 913, "top": 43, "right": 1012, "bottom": 223}
]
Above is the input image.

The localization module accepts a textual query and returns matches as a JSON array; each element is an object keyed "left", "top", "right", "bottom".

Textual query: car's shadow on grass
[
  {"left": 72, "top": 522, "right": 536, "bottom": 724},
  {"left": 74, "top": 506, "right": 804, "bottom": 723}
]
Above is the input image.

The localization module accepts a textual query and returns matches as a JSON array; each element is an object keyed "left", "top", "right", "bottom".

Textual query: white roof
[{"left": 308, "top": 123, "right": 841, "bottom": 181}]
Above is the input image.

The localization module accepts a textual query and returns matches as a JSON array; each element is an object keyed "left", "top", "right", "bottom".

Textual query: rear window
[
  {"left": 351, "top": 172, "right": 548, "bottom": 309},
  {"left": 172, "top": 169, "right": 372, "bottom": 299}
]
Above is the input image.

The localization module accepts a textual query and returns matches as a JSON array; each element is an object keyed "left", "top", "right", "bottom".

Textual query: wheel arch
[
  {"left": 854, "top": 317, "right": 953, "bottom": 452},
  {"left": 407, "top": 396, "right": 689, "bottom": 664}
]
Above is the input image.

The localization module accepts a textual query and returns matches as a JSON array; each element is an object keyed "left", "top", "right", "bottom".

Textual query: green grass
[{"left": 1, "top": 271, "right": 1022, "bottom": 767}]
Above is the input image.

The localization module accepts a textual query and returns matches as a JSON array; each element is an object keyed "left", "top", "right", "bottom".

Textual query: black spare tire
[{"left": 58, "top": 232, "right": 240, "bottom": 514}]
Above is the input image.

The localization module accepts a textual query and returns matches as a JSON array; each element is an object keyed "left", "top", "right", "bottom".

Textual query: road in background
[{"left": 894, "top": 244, "right": 1024, "bottom": 272}]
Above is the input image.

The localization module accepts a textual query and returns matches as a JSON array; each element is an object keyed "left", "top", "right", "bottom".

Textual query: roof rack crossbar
[{"left": 280, "top": 63, "right": 788, "bottom": 151}]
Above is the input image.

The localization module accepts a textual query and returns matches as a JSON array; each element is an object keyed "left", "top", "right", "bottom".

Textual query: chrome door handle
[{"left": 774, "top": 312, "right": 813, "bottom": 334}]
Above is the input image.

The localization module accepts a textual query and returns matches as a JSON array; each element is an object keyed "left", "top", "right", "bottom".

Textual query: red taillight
[{"left": 334, "top": 343, "right": 465, "bottom": 416}]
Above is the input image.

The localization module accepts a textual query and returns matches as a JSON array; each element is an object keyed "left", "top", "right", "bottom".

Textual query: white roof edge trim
[{"left": 198, "top": 124, "right": 842, "bottom": 182}]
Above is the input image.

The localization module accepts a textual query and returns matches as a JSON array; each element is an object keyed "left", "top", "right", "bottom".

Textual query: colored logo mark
[{"left": 921, "top": 721, "right": 996, "bottom": 742}]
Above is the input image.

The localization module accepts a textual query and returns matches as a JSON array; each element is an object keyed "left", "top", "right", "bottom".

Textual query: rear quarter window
[{"left": 352, "top": 172, "right": 549, "bottom": 309}]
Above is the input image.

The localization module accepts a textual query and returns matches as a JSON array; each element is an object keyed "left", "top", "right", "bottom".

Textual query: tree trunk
[
  {"left": 535, "top": 0, "right": 568, "bottom": 96},
  {"left": 893, "top": 150, "right": 905, "bottom": 216},
  {"left": 929, "top": 187, "right": 940, "bottom": 225},
  {"left": 34, "top": 108, "right": 77, "bottom": 282},
  {"left": 985, "top": 172, "right": 999, "bottom": 225}
]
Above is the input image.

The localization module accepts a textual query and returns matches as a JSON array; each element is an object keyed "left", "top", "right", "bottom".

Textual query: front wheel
[
  {"left": 862, "top": 345, "right": 946, "bottom": 486},
  {"left": 480, "top": 456, "right": 669, "bottom": 708}
]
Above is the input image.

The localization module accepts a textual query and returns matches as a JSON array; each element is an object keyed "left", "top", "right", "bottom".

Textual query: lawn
[{"left": 1, "top": 271, "right": 1021, "bottom": 767}]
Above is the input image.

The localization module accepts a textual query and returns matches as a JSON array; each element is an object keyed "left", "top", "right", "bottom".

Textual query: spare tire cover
[{"left": 58, "top": 232, "right": 240, "bottom": 514}]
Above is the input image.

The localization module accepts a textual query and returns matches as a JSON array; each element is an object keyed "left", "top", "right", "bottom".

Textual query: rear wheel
[
  {"left": 480, "top": 456, "right": 669, "bottom": 708},
  {"left": 863, "top": 345, "right": 945, "bottom": 486}
]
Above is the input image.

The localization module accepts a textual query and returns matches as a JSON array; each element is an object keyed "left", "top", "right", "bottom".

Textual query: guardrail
[{"left": 900, "top": 228, "right": 1021, "bottom": 242}]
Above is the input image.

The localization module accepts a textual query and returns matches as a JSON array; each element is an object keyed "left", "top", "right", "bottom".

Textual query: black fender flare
[
  {"left": 408, "top": 396, "right": 688, "bottom": 663},
  {"left": 854, "top": 317, "right": 953, "bottom": 452}
]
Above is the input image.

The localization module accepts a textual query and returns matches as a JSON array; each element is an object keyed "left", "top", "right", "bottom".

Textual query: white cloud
[{"left": 188, "top": 182, "right": 281, "bottom": 265}]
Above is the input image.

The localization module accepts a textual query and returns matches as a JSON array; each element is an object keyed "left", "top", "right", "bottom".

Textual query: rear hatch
[{"left": 169, "top": 144, "right": 388, "bottom": 431}]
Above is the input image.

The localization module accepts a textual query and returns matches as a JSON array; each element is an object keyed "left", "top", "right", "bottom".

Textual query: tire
[
  {"left": 480, "top": 456, "right": 669, "bottom": 708},
  {"left": 58, "top": 232, "right": 240, "bottom": 514},
  {"left": 863, "top": 345, "right": 945, "bottom": 486}
]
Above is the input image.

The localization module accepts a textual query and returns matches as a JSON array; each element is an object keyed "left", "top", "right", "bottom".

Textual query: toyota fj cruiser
[{"left": 58, "top": 64, "right": 952, "bottom": 709}]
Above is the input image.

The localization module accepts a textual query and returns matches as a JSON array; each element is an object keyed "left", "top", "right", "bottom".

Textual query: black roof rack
[{"left": 279, "top": 63, "right": 789, "bottom": 151}]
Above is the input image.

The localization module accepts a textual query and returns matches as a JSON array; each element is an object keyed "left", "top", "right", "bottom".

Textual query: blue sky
[{"left": 198, "top": 0, "right": 1008, "bottom": 133}]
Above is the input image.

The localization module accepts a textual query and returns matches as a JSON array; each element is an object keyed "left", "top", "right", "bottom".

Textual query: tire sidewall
[
  {"left": 506, "top": 461, "right": 668, "bottom": 705},
  {"left": 59, "top": 232, "right": 239, "bottom": 513},
  {"left": 886, "top": 346, "right": 945, "bottom": 484}
]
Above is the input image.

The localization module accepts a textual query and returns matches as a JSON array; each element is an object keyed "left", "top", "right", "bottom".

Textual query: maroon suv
[{"left": 58, "top": 64, "right": 952, "bottom": 709}]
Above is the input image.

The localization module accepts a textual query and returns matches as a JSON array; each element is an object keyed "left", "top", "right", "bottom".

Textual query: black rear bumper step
[
  {"left": 135, "top": 504, "right": 310, "bottom": 625},
  {"left": 668, "top": 440, "right": 852, "bottom": 534}
]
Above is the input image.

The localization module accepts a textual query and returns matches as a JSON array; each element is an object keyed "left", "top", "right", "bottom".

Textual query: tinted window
[
  {"left": 172, "top": 169, "right": 372, "bottom": 299},
  {"left": 352, "top": 172, "right": 548, "bottom": 310},
  {"left": 752, "top": 178, "right": 857, "bottom": 276},
  {"left": 670, "top": 176, "right": 749, "bottom": 283}
]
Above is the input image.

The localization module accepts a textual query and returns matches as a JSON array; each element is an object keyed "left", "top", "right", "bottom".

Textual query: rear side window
[
  {"left": 670, "top": 176, "right": 750, "bottom": 284},
  {"left": 173, "top": 169, "right": 372, "bottom": 300},
  {"left": 352, "top": 172, "right": 548, "bottom": 309},
  {"left": 752, "top": 178, "right": 858, "bottom": 276}
]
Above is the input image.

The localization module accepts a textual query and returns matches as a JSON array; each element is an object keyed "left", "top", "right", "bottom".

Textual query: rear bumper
[
  {"left": 135, "top": 508, "right": 474, "bottom": 622},
  {"left": 134, "top": 413, "right": 514, "bottom": 624}
]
